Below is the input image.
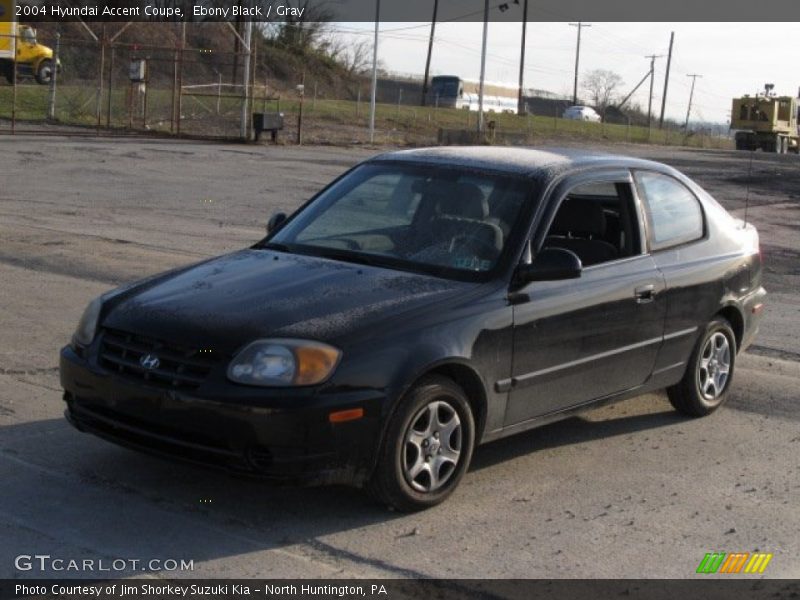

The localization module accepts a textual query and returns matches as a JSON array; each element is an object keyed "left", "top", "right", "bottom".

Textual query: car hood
[{"left": 102, "top": 249, "right": 474, "bottom": 353}]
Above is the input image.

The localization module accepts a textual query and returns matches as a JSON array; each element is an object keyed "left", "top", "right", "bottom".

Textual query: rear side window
[{"left": 635, "top": 171, "right": 704, "bottom": 250}]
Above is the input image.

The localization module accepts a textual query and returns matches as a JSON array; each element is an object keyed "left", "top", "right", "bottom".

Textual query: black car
[{"left": 60, "top": 147, "right": 766, "bottom": 511}]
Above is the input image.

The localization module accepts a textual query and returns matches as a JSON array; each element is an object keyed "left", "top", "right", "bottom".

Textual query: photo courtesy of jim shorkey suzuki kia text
[
  {"left": 15, "top": 584, "right": 388, "bottom": 597},
  {"left": 23, "top": 3, "right": 304, "bottom": 18}
]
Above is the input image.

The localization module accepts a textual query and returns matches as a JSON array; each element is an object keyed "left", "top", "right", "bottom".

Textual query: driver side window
[{"left": 543, "top": 180, "right": 642, "bottom": 267}]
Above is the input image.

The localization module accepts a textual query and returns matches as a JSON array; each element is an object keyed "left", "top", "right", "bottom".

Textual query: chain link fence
[
  {"left": 0, "top": 29, "right": 733, "bottom": 150},
  {"left": 0, "top": 29, "right": 255, "bottom": 139}
]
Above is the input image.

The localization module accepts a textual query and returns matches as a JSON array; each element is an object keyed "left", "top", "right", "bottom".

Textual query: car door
[
  {"left": 503, "top": 169, "right": 667, "bottom": 425},
  {"left": 632, "top": 169, "right": 723, "bottom": 377}
]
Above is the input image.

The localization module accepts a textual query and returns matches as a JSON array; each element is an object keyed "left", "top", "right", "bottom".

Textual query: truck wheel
[
  {"left": 367, "top": 375, "right": 475, "bottom": 512},
  {"left": 1, "top": 62, "right": 12, "bottom": 84},
  {"left": 35, "top": 59, "right": 54, "bottom": 85}
]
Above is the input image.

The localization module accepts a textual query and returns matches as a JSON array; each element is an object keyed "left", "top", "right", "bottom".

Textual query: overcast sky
[{"left": 334, "top": 22, "right": 799, "bottom": 124}]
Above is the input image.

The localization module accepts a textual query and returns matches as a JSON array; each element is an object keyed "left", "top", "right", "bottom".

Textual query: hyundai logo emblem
[{"left": 139, "top": 354, "right": 160, "bottom": 370}]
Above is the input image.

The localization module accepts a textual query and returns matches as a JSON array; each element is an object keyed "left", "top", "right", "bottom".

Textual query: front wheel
[
  {"left": 367, "top": 376, "right": 475, "bottom": 511},
  {"left": 667, "top": 317, "right": 736, "bottom": 417},
  {"left": 35, "top": 59, "right": 54, "bottom": 85}
]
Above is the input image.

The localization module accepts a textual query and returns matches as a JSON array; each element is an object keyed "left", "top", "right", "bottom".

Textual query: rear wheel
[
  {"left": 367, "top": 375, "right": 475, "bottom": 511},
  {"left": 667, "top": 317, "right": 736, "bottom": 417}
]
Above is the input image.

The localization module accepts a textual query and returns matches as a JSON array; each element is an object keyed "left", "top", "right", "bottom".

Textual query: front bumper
[{"left": 60, "top": 345, "right": 388, "bottom": 486}]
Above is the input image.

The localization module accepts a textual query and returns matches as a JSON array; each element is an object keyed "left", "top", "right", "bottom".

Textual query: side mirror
[
  {"left": 266, "top": 211, "right": 287, "bottom": 234},
  {"left": 517, "top": 247, "right": 582, "bottom": 283}
]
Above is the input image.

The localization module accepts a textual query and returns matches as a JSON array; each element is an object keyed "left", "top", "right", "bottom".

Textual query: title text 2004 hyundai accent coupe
[{"left": 60, "top": 147, "right": 766, "bottom": 511}]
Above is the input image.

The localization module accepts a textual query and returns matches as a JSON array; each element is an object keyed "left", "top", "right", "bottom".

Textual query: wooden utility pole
[
  {"left": 569, "top": 22, "right": 590, "bottom": 105},
  {"left": 685, "top": 73, "right": 702, "bottom": 129},
  {"left": 658, "top": 32, "right": 674, "bottom": 129},
  {"left": 420, "top": 0, "right": 438, "bottom": 106},
  {"left": 644, "top": 54, "right": 663, "bottom": 128},
  {"left": 517, "top": 0, "right": 529, "bottom": 115}
]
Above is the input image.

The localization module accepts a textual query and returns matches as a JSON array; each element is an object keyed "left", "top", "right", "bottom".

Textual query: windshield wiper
[
  {"left": 257, "top": 242, "right": 391, "bottom": 269},
  {"left": 256, "top": 241, "right": 292, "bottom": 252},
  {"left": 308, "top": 247, "right": 386, "bottom": 268}
]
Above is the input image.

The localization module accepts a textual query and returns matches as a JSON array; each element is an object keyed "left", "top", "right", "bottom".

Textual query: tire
[
  {"left": 1, "top": 61, "right": 13, "bottom": 84},
  {"left": 667, "top": 317, "right": 737, "bottom": 417},
  {"left": 35, "top": 59, "right": 54, "bottom": 85},
  {"left": 367, "top": 375, "right": 475, "bottom": 511}
]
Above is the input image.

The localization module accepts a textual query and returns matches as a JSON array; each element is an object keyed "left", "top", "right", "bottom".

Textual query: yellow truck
[
  {"left": 0, "top": 0, "right": 59, "bottom": 84},
  {"left": 731, "top": 85, "right": 799, "bottom": 153}
]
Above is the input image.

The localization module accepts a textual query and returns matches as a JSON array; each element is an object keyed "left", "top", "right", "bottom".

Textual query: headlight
[
  {"left": 227, "top": 339, "right": 341, "bottom": 387},
  {"left": 73, "top": 296, "right": 103, "bottom": 346}
]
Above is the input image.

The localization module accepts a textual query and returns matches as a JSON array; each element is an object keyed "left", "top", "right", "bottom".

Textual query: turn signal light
[{"left": 329, "top": 408, "right": 364, "bottom": 423}]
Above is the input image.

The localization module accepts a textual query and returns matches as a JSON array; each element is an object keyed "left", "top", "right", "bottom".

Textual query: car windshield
[{"left": 266, "top": 163, "right": 531, "bottom": 280}]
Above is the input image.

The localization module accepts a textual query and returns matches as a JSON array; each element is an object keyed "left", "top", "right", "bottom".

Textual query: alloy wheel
[
  {"left": 402, "top": 400, "right": 462, "bottom": 493},
  {"left": 697, "top": 332, "right": 731, "bottom": 401}
]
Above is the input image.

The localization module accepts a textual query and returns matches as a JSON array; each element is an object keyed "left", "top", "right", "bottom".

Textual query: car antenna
[{"left": 742, "top": 149, "right": 754, "bottom": 229}]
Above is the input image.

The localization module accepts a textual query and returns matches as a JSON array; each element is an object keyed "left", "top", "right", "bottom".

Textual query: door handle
[{"left": 634, "top": 284, "right": 656, "bottom": 303}]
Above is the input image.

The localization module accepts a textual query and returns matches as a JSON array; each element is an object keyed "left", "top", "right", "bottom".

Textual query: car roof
[{"left": 370, "top": 146, "right": 676, "bottom": 180}]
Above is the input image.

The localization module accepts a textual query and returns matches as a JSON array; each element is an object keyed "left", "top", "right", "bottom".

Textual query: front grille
[{"left": 98, "top": 328, "right": 218, "bottom": 390}]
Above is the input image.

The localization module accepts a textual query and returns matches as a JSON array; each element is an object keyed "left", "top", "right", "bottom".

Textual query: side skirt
[{"left": 479, "top": 367, "right": 684, "bottom": 444}]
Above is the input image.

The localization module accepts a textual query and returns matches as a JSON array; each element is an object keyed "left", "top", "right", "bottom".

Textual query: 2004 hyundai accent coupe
[{"left": 60, "top": 147, "right": 766, "bottom": 511}]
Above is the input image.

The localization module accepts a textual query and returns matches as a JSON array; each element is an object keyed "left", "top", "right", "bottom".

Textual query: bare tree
[
  {"left": 325, "top": 38, "right": 371, "bottom": 75},
  {"left": 582, "top": 69, "right": 623, "bottom": 113}
]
